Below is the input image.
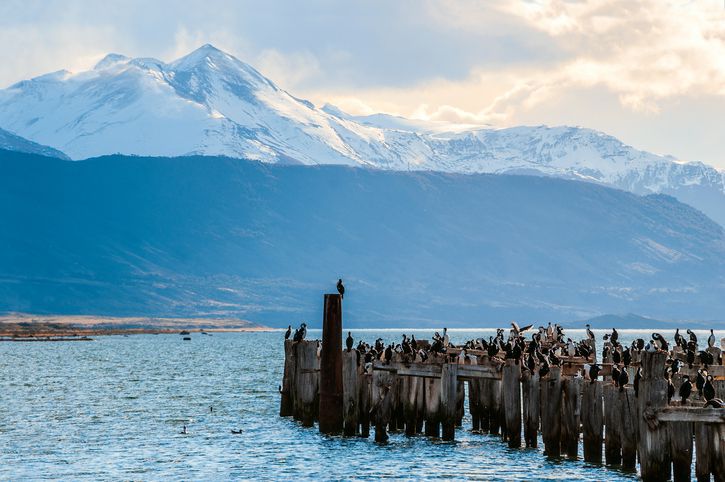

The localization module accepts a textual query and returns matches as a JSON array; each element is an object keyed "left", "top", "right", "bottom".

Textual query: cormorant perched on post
[
  {"left": 588, "top": 363, "right": 601, "bottom": 383},
  {"left": 620, "top": 366, "right": 630, "bottom": 390},
  {"left": 708, "top": 329, "right": 716, "bottom": 348},
  {"left": 284, "top": 325, "right": 292, "bottom": 340},
  {"left": 667, "top": 378, "right": 675, "bottom": 403},
  {"left": 585, "top": 324, "right": 595, "bottom": 341},
  {"left": 696, "top": 369, "right": 707, "bottom": 397},
  {"left": 687, "top": 329, "right": 697, "bottom": 344},
  {"left": 703, "top": 375, "right": 716, "bottom": 402},
  {"left": 346, "top": 332, "right": 354, "bottom": 352},
  {"left": 293, "top": 323, "right": 307, "bottom": 342},
  {"left": 679, "top": 375, "right": 692, "bottom": 405},
  {"left": 337, "top": 279, "right": 345, "bottom": 299},
  {"left": 611, "top": 328, "right": 619, "bottom": 344},
  {"left": 612, "top": 365, "right": 621, "bottom": 387},
  {"left": 652, "top": 333, "right": 668, "bottom": 351}
]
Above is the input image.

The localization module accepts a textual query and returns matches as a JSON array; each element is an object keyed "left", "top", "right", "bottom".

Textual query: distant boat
[
  {"left": 183, "top": 337, "right": 191, "bottom": 341},
  {"left": 180, "top": 330, "right": 190, "bottom": 335}
]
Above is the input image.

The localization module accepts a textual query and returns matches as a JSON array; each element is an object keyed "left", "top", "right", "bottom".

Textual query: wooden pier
[{"left": 280, "top": 294, "right": 725, "bottom": 481}]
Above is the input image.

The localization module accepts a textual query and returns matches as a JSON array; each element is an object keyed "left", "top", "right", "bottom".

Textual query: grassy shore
[{"left": 0, "top": 313, "right": 271, "bottom": 339}]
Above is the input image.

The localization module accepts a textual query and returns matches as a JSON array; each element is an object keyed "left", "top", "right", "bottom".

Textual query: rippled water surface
[{"left": 1, "top": 329, "right": 721, "bottom": 480}]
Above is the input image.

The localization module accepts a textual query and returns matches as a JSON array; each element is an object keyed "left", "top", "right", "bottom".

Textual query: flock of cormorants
[{"left": 285, "top": 314, "right": 723, "bottom": 409}]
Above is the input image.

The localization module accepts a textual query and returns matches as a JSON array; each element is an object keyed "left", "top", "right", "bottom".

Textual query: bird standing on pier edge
[
  {"left": 337, "top": 279, "right": 345, "bottom": 299},
  {"left": 346, "top": 332, "right": 354, "bottom": 352},
  {"left": 284, "top": 325, "right": 291, "bottom": 340}
]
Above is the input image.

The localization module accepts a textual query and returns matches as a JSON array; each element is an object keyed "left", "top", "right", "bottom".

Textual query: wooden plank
[{"left": 656, "top": 407, "right": 725, "bottom": 423}]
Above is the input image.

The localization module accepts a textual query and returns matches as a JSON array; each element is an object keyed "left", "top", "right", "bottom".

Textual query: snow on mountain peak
[
  {"left": 0, "top": 44, "right": 723, "bottom": 226},
  {"left": 94, "top": 53, "right": 130, "bottom": 70}
]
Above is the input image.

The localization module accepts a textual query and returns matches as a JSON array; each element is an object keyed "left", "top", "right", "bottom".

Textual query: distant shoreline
[{"left": 0, "top": 313, "right": 272, "bottom": 340}]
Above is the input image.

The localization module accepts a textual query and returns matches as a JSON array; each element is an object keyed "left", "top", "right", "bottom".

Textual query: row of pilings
[{"left": 279, "top": 294, "right": 725, "bottom": 482}]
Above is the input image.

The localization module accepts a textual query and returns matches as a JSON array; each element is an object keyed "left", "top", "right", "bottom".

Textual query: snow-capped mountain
[{"left": 0, "top": 44, "right": 723, "bottom": 224}]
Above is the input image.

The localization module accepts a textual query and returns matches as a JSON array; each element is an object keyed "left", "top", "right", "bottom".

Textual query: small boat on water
[
  {"left": 179, "top": 330, "right": 190, "bottom": 335},
  {"left": 183, "top": 337, "right": 191, "bottom": 341}
]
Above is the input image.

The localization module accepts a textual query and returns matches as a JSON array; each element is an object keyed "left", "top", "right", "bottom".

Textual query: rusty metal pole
[{"left": 319, "top": 293, "right": 343, "bottom": 434}]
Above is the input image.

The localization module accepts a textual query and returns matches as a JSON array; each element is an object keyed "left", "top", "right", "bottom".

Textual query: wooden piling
[
  {"left": 541, "top": 367, "right": 562, "bottom": 457},
  {"left": 401, "top": 375, "right": 419, "bottom": 436},
  {"left": 489, "top": 379, "right": 503, "bottom": 436},
  {"left": 371, "top": 369, "right": 394, "bottom": 443},
  {"left": 502, "top": 359, "right": 522, "bottom": 448},
  {"left": 581, "top": 380, "right": 603, "bottom": 463},
  {"left": 280, "top": 339, "right": 296, "bottom": 416},
  {"left": 360, "top": 372, "right": 371, "bottom": 437},
  {"left": 668, "top": 421, "right": 693, "bottom": 482},
  {"left": 603, "top": 383, "right": 622, "bottom": 465},
  {"left": 619, "top": 386, "right": 638, "bottom": 470},
  {"left": 440, "top": 363, "right": 459, "bottom": 441},
  {"left": 561, "top": 376, "right": 582, "bottom": 458},
  {"left": 479, "top": 377, "right": 491, "bottom": 433},
  {"left": 521, "top": 370, "right": 540, "bottom": 448},
  {"left": 694, "top": 422, "right": 712, "bottom": 482},
  {"left": 319, "top": 294, "right": 343, "bottom": 434},
  {"left": 714, "top": 423, "right": 725, "bottom": 482},
  {"left": 342, "top": 349, "right": 360, "bottom": 436},
  {"left": 424, "top": 376, "right": 441, "bottom": 437},
  {"left": 293, "top": 340, "right": 320, "bottom": 426},
  {"left": 637, "top": 351, "right": 671, "bottom": 482},
  {"left": 468, "top": 378, "right": 481, "bottom": 431}
]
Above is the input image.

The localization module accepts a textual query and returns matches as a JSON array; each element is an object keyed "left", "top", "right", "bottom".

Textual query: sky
[{"left": 1, "top": 0, "right": 724, "bottom": 168}]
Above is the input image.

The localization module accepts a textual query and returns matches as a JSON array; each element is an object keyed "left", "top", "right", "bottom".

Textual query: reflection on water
[{"left": 1, "top": 329, "right": 719, "bottom": 480}]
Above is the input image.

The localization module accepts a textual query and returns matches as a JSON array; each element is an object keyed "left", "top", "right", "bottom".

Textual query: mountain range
[
  {"left": 2, "top": 150, "right": 724, "bottom": 327},
  {"left": 0, "top": 44, "right": 723, "bottom": 227}
]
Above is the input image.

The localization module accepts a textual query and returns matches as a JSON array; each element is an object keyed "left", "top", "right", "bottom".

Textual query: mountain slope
[
  {"left": 2, "top": 150, "right": 724, "bottom": 327},
  {"left": 0, "top": 128, "right": 69, "bottom": 159},
  {"left": 0, "top": 44, "right": 722, "bottom": 225}
]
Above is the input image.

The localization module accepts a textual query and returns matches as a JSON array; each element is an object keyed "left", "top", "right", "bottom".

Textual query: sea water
[{"left": 1, "top": 329, "right": 721, "bottom": 480}]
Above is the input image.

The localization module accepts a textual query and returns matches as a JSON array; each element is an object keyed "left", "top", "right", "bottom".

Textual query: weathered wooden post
[
  {"left": 342, "top": 349, "right": 360, "bottom": 436},
  {"left": 360, "top": 372, "right": 371, "bottom": 437},
  {"left": 440, "top": 363, "right": 459, "bottom": 441},
  {"left": 490, "top": 378, "right": 503, "bottom": 435},
  {"left": 541, "top": 367, "right": 562, "bottom": 457},
  {"left": 294, "top": 340, "right": 320, "bottom": 426},
  {"left": 561, "top": 376, "right": 582, "bottom": 458},
  {"left": 468, "top": 378, "right": 481, "bottom": 431},
  {"left": 619, "top": 386, "right": 638, "bottom": 470},
  {"left": 280, "top": 338, "right": 296, "bottom": 416},
  {"left": 714, "top": 423, "right": 725, "bottom": 482},
  {"left": 502, "top": 359, "right": 522, "bottom": 448},
  {"left": 455, "top": 379, "right": 466, "bottom": 427},
  {"left": 669, "top": 421, "right": 693, "bottom": 482},
  {"left": 637, "top": 351, "right": 670, "bottom": 482},
  {"left": 424, "top": 376, "right": 441, "bottom": 437},
  {"left": 581, "top": 380, "right": 603, "bottom": 463},
  {"left": 371, "top": 368, "right": 394, "bottom": 443},
  {"left": 694, "top": 423, "right": 712, "bottom": 482},
  {"left": 603, "top": 383, "right": 622, "bottom": 465},
  {"left": 402, "top": 375, "right": 419, "bottom": 436},
  {"left": 479, "top": 377, "right": 491, "bottom": 433},
  {"left": 319, "top": 294, "right": 343, "bottom": 434},
  {"left": 521, "top": 370, "right": 540, "bottom": 448}
]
